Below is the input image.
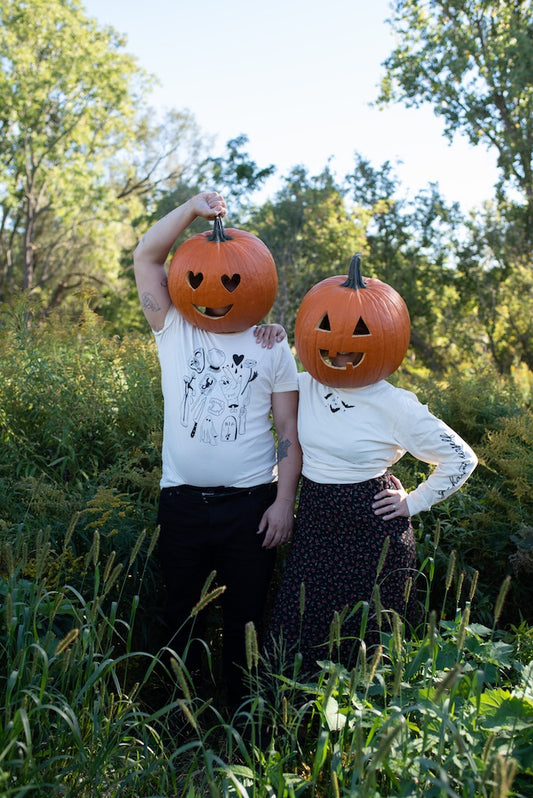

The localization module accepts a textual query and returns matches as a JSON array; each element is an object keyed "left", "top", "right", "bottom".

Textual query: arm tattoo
[
  {"left": 141, "top": 292, "right": 161, "bottom": 312},
  {"left": 277, "top": 437, "right": 291, "bottom": 463}
]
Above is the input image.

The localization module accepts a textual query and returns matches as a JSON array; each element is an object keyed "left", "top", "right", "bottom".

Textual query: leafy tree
[
  {"left": 114, "top": 108, "right": 207, "bottom": 208},
  {"left": 455, "top": 203, "right": 533, "bottom": 373},
  {"left": 201, "top": 135, "right": 276, "bottom": 220},
  {"left": 95, "top": 108, "right": 211, "bottom": 332},
  {"left": 248, "top": 166, "right": 369, "bottom": 335},
  {"left": 346, "top": 156, "right": 466, "bottom": 373},
  {"left": 0, "top": 0, "right": 138, "bottom": 302},
  {"left": 0, "top": 0, "right": 206, "bottom": 314},
  {"left": 145, "top": 135, "right": 276, "bottom": 236},
  {"left": 379, "top": 0, "right": 533, "bottom": 233},
  {"left": 378, "top": 0, "right": 533, "bottom": 374}
]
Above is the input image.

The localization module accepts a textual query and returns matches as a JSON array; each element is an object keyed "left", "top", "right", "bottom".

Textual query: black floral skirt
[{"left": 267, "top": 474, "right": 418, "bottom": 675}]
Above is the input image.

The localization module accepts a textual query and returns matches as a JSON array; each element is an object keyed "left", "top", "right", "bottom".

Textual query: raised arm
[{"left": 133, "top": 191, "right": 226, "bottom": 331}]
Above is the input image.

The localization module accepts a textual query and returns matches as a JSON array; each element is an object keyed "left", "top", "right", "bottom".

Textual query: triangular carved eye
[
  {"left": 187, "top": 271, "right": 203, "bottom": 289},
  {"left": 318, "top": 313, "right": 331, "bottom": 331},
  {"left": 353, "top": 316, "right": 370, "bottom": 335},
  {"left": 221, "top": 274, "right": 241, "bottom": 292}
]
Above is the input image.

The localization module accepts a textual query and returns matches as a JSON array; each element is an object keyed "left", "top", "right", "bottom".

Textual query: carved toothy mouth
[
  {"left": 193, "top": 304, "right": 233, "bottom": 318},
  {"left": 320, "top": 350, "right": 365, "bottom": 368}
]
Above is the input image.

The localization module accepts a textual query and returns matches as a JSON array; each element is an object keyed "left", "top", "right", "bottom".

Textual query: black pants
[{"left": 157, "top": 483, "right": 277, "bottom": 708}]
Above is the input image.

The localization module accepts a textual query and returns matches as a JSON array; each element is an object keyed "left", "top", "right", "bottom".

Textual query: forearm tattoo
[
  {"left": 277, "top": 437, "right": 291, "bottom": 463},
  {"left": 141, "top": 292, "right": 161, "bottom": 312}
]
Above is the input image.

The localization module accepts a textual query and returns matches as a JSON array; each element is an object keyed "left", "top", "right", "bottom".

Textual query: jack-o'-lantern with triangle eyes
[
  {"left": 168, "top": 216, "right": 278, "bottom": 333},
  {"left": 294, "top": 253, "right": 410, "bottom": 388}
]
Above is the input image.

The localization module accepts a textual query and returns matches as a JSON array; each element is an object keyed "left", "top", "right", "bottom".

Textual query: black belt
[{"left": 161, "top": 483, "right": 274, "bottom": 503}]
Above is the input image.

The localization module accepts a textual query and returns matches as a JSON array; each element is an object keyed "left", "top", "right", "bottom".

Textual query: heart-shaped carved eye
[
  {"left": 187, "top": 271, "right": 203, "bottom": 289},
  {"left": 221, "top": 274, "right": 241, "bottom": 292}
]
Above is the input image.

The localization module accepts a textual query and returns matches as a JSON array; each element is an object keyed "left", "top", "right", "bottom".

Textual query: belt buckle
[{"left": 201, "top": 490, "right": 217, "bottom": 501}]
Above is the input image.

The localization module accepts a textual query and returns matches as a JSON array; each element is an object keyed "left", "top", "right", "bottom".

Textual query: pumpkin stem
[
  {"left": 341, "top": 253, "right": 366, "bottom": 290},
  {"left": 207, "top": 214, "right": 233, "bottom": 242}
]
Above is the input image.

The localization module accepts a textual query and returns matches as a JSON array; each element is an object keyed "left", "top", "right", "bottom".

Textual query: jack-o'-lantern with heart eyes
[
  {"left": 168, "top": 215, "right": 278, "bottom": 333},
  {"left": 294, "top": 253, "right": 410, "bottom": 388}
]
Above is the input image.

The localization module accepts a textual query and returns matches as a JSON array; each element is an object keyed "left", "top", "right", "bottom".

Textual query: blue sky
[{"left": 82, "top": 0, "right": 499, "bottom": 210}]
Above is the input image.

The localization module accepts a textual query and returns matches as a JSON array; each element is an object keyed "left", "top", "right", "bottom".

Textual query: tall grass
[{"left": 1, "top": 522, "right": 532, "bottom": 797}]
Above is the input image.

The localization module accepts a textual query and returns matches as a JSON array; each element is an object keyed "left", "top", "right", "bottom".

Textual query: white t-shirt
[
  {"left": 297, "top": 372, "right": 478, "bottom": 516},
  {"left": 154, "top": 306, "right": 298, "bottom": 488}
]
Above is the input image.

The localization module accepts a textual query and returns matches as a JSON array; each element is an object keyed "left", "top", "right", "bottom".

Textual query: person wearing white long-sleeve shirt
[
  {"left": 266, "top": 341, "right": 477, "bottom": 675},
  {"left": 297, "top": 373, "right": 477, "bottom": 516}
]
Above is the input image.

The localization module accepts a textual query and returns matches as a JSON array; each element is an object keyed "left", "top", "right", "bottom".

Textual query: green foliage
[
  {"left": 0, "top": 524, "right": 171, "bottom": 796},
  {"left": 0, "top": 297, "right": 165, "bottom": 647},
  {"left": 408, "top": 366, "right": 529, "bottom": 446},
  {"left": 0, "top": 0, "right": 145, "bottom": 304},
  {"left": 0, "top": 296, "right": 162, "bottom": 493},
  {"left": 379, "top": 0, "right": 533, "bottom": 225},
  {"left": 1, "top": 523, "right": 532, "bottom": 796},
  {"left": 376, "top": 0, "right": 533, "bottom": 376},
  {"left": 258, "top": 614, "right": 533, "bottom": 797},
  {"left": 456, "top": 206, "right": 533, "bottom": 374},
  {"left": 249, "top": 165, "right": 370, "bottom": 333},
  {"left": 0, "top": 302, "right": 532, "bottom": 794},
  {"left": 201, "top": 134, "right": 276, "bottom": 219},
  {"left": 393, "top": 367, "right": 533, "bottom": 627},
  {"left": 0, "top": 0, "right": 208, "bottom": 315},
  {"left": 347, "top": 156, "right": 464, "bottom": 373}
]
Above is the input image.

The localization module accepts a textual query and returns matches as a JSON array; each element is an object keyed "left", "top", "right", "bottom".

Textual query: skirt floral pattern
[{"left": 267, "top": 474, "right": 417, "bottom": 675}]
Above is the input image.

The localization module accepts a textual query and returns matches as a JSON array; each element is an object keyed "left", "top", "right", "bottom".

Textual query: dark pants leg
[
  {"left": 157, "top": 484, "right": 277, "bottom": 706},
  {"left": 157, "top": 492, "right": 213, "bottom": 671}
]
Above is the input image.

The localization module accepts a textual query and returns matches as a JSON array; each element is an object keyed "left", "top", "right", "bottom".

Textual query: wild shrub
[
  {"left": 0, "top": 297, "right": 162, "bottom": 492},
  {"left": 0, "top": 298, "right": 165, "bottom": 650},
  {"left": 393, "top": 368, "right": 532, "bottom": 627}
]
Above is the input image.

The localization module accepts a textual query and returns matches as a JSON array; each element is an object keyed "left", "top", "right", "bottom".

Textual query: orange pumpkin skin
[
  {"left": 168, "top": 219, "right": 278, "bottom": 333},
  {"left": 294, "top": 254, "right": 410, "bottom": 388}
]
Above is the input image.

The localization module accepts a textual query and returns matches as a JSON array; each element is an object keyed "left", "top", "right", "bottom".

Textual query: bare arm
[
  {"left": 253, "top": 323, "right": 287, "bottom": 349},
  {"left": 259, "top": 390, "right": 302, "bottom": 549},
  {"left": 133, "top": 191, "right": 226, "bottom": 331}
]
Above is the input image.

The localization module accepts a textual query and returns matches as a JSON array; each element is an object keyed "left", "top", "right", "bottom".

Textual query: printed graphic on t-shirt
[
  {"left": 321, "top": 388, "right": 355, "bottom": 414},
  {"left": 181, "top": 346, "right": 258, "bottom": 445}
]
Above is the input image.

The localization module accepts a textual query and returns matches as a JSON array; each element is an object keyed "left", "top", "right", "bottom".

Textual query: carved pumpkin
[
  {"left": 168, "top": 216, "right": 278, "bottom": 333},
  {"left": 294, "top": 253, "right": 410, "bottom": 388}
]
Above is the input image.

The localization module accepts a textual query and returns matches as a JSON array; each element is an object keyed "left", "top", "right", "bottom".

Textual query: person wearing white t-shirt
[{"left": 133, "top": 192, "right": 301, "bottom": 708}]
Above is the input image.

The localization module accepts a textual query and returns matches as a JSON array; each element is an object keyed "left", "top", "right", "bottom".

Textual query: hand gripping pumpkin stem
[
  {"left": 207, "top": 214, "right": 233, "bottom": 242},
  {"left": 341, "top": 252, "right": 367, "bottom": 290}
]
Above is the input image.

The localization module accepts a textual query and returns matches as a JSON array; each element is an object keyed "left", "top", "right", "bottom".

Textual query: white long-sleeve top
[{"left": 298, "top": 372, "right": 478, "bottom": 516}]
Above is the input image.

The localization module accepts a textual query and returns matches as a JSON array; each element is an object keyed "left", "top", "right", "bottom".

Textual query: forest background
[{"left": 1, "top": 1, "right": 533, "bottom": 795}]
